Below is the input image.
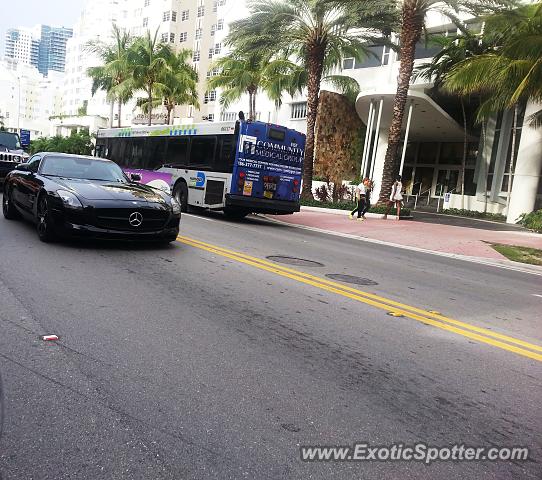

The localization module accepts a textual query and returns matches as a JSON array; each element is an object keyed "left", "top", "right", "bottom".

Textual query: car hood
[{"left": 52, "top": 178, "right": 168, "bottom": 203}]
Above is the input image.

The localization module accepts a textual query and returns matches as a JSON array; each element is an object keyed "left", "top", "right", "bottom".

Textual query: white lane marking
[{"left": 183, "top": 213, "right": 216, "bottom": 222}]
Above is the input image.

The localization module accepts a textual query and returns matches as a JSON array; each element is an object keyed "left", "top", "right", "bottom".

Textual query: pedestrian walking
[
  {"left": 349, "top": 181, "right": 367, "bottom": 221},
  {"left": 383, "top": 175, "right": 403, "bottom": 220},
  {"left": 360, "top": 178, "right": 373, "bottom": 219}
]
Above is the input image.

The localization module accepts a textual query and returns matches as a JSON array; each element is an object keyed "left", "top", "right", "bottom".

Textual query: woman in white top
[{"left": 383, "top": 175, "right": 403, "bottom": 220}]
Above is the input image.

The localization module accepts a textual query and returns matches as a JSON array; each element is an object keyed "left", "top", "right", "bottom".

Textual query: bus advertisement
[{"left": 95, "top": 120, "right": 305, "bottom": 218}]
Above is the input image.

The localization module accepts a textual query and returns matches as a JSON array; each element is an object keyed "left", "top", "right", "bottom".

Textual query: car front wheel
[
  {"left": 2, "top": 188, "right": 20, "bottom": 220},
  {"left": 36, "top": 195, "right": 57, "bottom": 243}
]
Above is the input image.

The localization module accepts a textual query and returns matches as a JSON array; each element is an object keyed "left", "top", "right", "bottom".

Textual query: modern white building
[{"left": 0, "top": 58, "right": 63, "bottom": 138}]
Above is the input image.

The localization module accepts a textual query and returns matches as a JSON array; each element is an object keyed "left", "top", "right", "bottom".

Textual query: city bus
[{"left": 95, "top": 120, "right": 305, "bottom": 218}]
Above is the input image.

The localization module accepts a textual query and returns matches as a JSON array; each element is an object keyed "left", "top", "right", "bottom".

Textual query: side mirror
[
  {"left": 16, "top": 163, "right": 29, "bottom": 171},
  {"left": 130, "top": 173, "right": 142, "bottom": 182}
]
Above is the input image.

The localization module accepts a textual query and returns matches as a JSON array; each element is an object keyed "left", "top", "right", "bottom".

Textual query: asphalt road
[{"left": 0, "top": 202, "right": 541, "bottom": 479}]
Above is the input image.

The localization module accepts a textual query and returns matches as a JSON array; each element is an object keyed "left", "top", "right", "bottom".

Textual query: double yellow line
[{"left": 177, "top": 235, "right": 542, "bottom": 362}]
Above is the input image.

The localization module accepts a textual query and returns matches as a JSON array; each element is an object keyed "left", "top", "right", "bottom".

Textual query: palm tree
[
  {"left": 138, "top": 49, "right": 200, "bottom": 124},
  {"left": 87, "top": 25, "right": 133, "bottom": 128},
  {"left": 378, "top": 0, "right": 511, "bottom": 204},
  {"left": 207, "top": 50, "right": 305, "bottom": 120},
  {"left": 126, "top": 30, "right": 173, "bottom": 126},
  {"left": 444, "top": 3, "right": 542, "bottom": 210},
  {"left": 227, "top": 0, "right": 397, "bottom": 199}
]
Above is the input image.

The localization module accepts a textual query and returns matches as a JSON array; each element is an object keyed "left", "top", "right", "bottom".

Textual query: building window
[
  {"left": 208, "top": 48, "right": 214, "bottom": 59},
  {"left": 193, "top": 51, "right": 200, "bottom": 62},
  {"left": 171, "top": 11, "right": 177, "bottom": 22},
  {"left": 197, "top": 6, "right": 205, "bottom": 17},
  {"left": 207, "top": 113, "right": 214, "bottom": 122},
  {"left": 204, "top": 90, "right": 217, "bottom": 104},
  {"left": 343, "top": 58, "right": 354, "bottom": 70},
  {"left": 161, "top": 33, "right": 168, "bottom": 43},
  {"left": 170, "top": 33, "right": 175, "bottom": 43},
  {"left": 179, "top": 32, "right": 188, "bottom": 42},
  {"left": 181, "top": 10, "right": 189, "bottom": 21},
  {"left": 211, "top": 25, "right": 216, "bottom": 36},
  {"left": 144, "top": 0, "right": 150, "bottom": 6},
  {"left": 195, "top": 28, "right": 202, "bottom": 40},
  {"left": 163, "top": 11, "right": 171, "bottom": 22},
  {"left": 214, "top": 43, "right": 222, "bottom": 54},
  {"left": 217, "top": 19, "right": 224, "bottom": 30},
  {"left": 290, "top": 102, "right": 307, "bottom": 120},
  {"left": 143, "top": 17, "right": 148, "bottom": 27}
]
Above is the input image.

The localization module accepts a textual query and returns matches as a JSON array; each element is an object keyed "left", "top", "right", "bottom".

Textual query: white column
[
  {"left": 399, "top": 101, "right": 414, "bottom": 175},
  {"left": 507, "top": 101, "right": 542, "bottom": 223},
  {"left": 361, "top": 101, "right": 374, "bottom": 178},
  {"left": 370, "top": 99, "right": 384, "bottom": 179}
]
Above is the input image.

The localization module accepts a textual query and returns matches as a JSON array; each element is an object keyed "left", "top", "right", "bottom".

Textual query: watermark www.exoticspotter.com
[{"left": 300, "top": 443, "right": 529, "bottom": 465}]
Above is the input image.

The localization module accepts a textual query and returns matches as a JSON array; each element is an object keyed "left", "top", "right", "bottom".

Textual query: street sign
[{"left": 20, "top": 129, "right": 30, "bottom": 147}]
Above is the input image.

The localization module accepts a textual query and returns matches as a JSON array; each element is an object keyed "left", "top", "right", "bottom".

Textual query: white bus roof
[{"left": 96, "top": 121, "right": 236, "bottom": 139}]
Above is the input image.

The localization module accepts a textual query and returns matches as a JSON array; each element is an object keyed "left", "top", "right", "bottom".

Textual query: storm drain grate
[
  {"left": 266, "top": 256, "right": 324, "bottom": 267},
  {"left": 326, "top": 274, "right": 378, "bottom": 286}
]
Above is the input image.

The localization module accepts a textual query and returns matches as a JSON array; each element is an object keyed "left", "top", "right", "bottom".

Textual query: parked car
[
  {"left": 2, "top": 153, "right": 181, "bottom": 243},
  {"left": 0, "top": 131, "right": 30, "bottom": 180}
]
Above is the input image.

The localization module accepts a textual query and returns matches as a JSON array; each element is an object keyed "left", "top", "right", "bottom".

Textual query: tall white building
[
  {"left": 0, "top": 58, "right": 63, "bottom": 138},
  {"left": 62, "top": 0, "right": 243, "bottom": 125}
]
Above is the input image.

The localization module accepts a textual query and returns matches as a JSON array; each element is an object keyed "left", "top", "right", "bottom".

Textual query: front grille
[
  {"left": 93, "top": 207, "right": 170, "bottom": 232},
  {"left": 0, "top": 154, "right": 18, "bottom": 162},
  {"left": 204, "top": 180, "right": 225, "bottom": 205}
]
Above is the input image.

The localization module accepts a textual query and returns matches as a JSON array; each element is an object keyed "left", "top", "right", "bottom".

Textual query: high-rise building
[
  {"left": 62, "top": 0, "right": 245, "bottom": 124},
  {"left": 4, "top": 25, "right": 73, "bottom": 76},
  {"left": 4, "top": 27, "right": 40, "bottom": 69},
  {"left": 38, "top": 26, "right": 73, "bottom": 76}
]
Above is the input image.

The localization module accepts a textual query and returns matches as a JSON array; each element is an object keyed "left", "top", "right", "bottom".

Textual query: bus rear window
[{"left": 268, "top": 127, "right": 286, "bottom": 142}]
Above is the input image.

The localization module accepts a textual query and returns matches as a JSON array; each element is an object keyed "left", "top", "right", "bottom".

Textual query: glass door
[{"left": 434, "top": 169, "right": 460, "bottom": 197}]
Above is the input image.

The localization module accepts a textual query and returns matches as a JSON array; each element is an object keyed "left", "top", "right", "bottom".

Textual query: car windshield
[
  {"left": 40, "top": 156, "right": 128, "bottom": 182},
  {"left": 0, "top": 132, "right": 22, "bottom": 150}
]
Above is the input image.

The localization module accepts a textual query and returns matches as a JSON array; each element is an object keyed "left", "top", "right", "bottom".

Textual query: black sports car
[{"left": 2, "top": 153, "right": 181, "bottom": 243}]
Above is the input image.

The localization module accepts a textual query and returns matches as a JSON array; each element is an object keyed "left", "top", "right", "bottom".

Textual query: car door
[{"left": 13, "top": 155, "right": 42, "bottom": 212}]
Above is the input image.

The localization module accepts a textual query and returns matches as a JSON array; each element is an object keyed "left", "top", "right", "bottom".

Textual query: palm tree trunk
[
  {"left": 118, "top": 99, "right": 122, "bottom": 128},
  {"left": 248, "top": 90, "right": 255, "bottom": 121},
  {"left": 148, "top": 86, "right": 153, "bottom": 126},
  {"left": 506, "top": 104, "right": 518, "bottom": 213},
  {"left": 109, "top": 101, "right": 114, "bottom": 128},
  {"left": 301, "top": 43, "right": 326, "bottom": 200},
  {"left": 252, "top": 92, "right": 257, "bottom": 121},
  {"left": 460, "top": 98, "right": 467, "bottom": 209},
  {"left": 378, "top": 7, "right": 423, "bottom": 204}
]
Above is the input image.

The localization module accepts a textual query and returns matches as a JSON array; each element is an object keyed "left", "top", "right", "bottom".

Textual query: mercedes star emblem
[{"left": 129, "top": 211, "right": 143, "bottom": 227}]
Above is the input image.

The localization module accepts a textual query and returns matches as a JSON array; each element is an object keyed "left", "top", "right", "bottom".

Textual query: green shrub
[
  {"left": 301, "top": 199, "right": 411, "bottom": 217},
  {"left": 519, "top": 209, "right": 542, "bottom": 233},
  {"left": 441, "top": 208, "right": 506, "bottom": 222}
]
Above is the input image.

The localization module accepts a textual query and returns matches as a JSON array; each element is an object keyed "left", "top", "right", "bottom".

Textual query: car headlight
[
  {"left": 57, "top": 189, "right": 83, "bottom": 209},
  {"left": 171, "top": 197, "right": 181, "bottom": 215}
]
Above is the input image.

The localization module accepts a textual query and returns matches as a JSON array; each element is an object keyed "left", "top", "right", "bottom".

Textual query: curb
[
  {"left": 263, "top": 215, "right": 542, "bottom": 277},
  {"left": 301, "top": 205, "right": 413, "bottom": 220}
]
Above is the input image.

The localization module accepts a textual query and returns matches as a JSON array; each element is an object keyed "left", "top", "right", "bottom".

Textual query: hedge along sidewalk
[{"left": 301, "top": 205, "right": 414, "bottom": 220}]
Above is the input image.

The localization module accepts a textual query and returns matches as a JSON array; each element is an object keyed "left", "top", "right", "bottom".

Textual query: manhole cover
[
  {"left": 266, "top": 256, "right": 324, "bottom": 267},
  {"left": 325, "top": 274, "right": 378, "bottom": 286}
]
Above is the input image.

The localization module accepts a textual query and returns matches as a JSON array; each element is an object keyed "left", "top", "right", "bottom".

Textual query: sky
[{"left": 0, "top": 0, "right": 86, "bottom": 52}]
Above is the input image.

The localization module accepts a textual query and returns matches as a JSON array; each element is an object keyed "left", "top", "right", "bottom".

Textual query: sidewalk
[{"left": 269, "top": 207, "right": 542, "bottom": 261}]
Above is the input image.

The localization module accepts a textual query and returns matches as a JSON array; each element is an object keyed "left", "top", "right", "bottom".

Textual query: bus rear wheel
[{"left": 173, "top": 181, "right": 188, "bottom": 213}]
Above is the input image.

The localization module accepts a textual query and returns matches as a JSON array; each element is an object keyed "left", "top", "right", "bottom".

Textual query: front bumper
[
  {"left": 225, "top": 194, "right": 300, "bottom": 215},
  {"left": 49, "top": 203, "right": 181, "bottom": 241}
]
